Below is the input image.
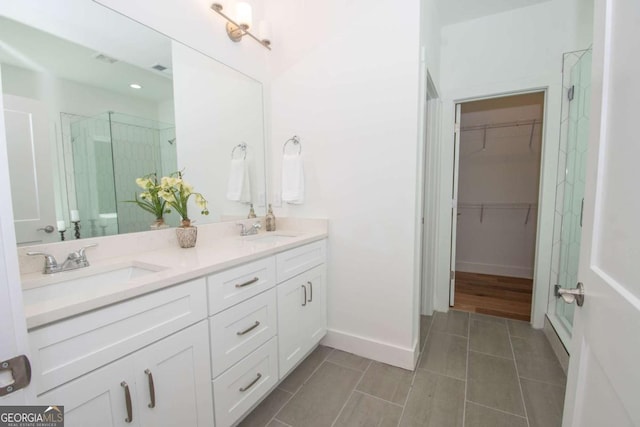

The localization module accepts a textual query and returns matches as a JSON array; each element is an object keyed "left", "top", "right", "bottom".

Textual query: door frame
[{"left": 435, "top": 82, "right": 561, "bottom": 328}]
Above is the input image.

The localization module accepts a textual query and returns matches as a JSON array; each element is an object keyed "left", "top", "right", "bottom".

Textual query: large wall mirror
[{"left": 0, "top": 1, "right": 267, "bottom": 246}]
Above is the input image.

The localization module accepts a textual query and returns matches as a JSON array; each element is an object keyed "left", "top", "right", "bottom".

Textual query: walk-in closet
[{"left": 452, "top": 92, "right": 544, "bottom": 320}]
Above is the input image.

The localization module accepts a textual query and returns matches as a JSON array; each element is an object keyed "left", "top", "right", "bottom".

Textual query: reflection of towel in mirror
[
  {"left": 226, "top": 158, "right": 251, "bottom": 202},
  {"left": 281, "top": 154, "right": 304, "bottom": 204}
]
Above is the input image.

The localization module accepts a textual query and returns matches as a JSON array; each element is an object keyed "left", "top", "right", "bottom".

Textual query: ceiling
[{"left": 437, "top": 0, "right": 553, "bottom": 26}]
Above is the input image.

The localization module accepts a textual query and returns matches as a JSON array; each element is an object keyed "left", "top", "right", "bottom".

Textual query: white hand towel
[
  {"left": 226, "top": 158, "right": 252, "bottom": 202},
  {"left": 281, "top": 154, "right": 304, "bottom": 204}
]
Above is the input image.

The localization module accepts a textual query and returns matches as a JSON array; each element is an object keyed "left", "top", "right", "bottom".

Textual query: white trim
[
  {"left": 456, "top": 261, "right": 533, "bottom": 279},
  {"left": 320, "top": 328, "right": 418, "bottom": 370}
]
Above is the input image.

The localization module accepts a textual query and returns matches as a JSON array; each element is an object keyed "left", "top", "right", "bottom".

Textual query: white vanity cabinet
[
  {"left": 29, "top": 278, "right": 214, "bottom": 427},
  {"left": 277, "top": 252, "right": 327, "bottom": 378},
  {"left": 39, "top": 321, "right": 213, "bottom": 427}
]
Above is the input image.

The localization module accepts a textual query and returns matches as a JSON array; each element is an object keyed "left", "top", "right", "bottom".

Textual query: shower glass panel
[
  {"left": 68, "top": 112, "right": 176, "bottom": 237},
  {"left": 550, "top": 49, "right": 592, "bottom": 342}
]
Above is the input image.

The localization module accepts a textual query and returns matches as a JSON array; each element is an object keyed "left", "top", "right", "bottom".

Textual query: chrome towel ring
[
  {"left": 231, "top": 142, "right": 247, "bottom": 159},
  {"left": 282, "top": 135, "right": 301, "bottom": 155}
]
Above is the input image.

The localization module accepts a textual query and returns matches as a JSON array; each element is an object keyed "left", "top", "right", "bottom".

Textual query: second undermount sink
[
  {"left": 23, "top": 262, "right": 166, "bottom": 306},
  {"left": 243, "top": 233, "right": 299, "bottom": 245}
]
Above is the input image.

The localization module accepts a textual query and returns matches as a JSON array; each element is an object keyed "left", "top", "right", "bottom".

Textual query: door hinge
[
  {"left": 568, "top": 85, "right": 575, "bottom": 101},
  {"left": 0, "top": 355, "right": 31, "bottom": 396},
  {"left": 450, "top": 270, "right": 455, "bottom": 280},
  {"left": 454, "top": 122, "right": 460, "bottom": 133}
]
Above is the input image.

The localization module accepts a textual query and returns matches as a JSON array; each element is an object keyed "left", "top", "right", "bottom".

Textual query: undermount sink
[
  {"left": 243, "top": 233, "right": 299, "bottom": 245},
  {"left": 23, "top": 262, "right": 166, "bottom": 306}
]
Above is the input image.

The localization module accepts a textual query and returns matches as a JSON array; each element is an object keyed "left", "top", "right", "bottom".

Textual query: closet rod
[{"left": 461, "top": 118, "right": 542, "bottom": 132}]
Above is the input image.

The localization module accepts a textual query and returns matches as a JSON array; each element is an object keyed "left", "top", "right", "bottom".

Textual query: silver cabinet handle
[
  {"left": 302, "top": 284, "right": 307, "bottom": 306},
  {"left": 237, "top": 321, "right": 260, "bottom": 336},
  {"left": 307, "top": 281, "right": 313, "bottom": 302},
  {"left": 235, "top": 277, "right": 259, "bottom": 288},
  {"left": 144, "top": 369, "right": 156, "bottom": 409},
  {"left": 120, "top": 381, "right": 133, "bottom": 423},
  {"left": 239, "top": 373, "right": 262, "bottom": 392}
]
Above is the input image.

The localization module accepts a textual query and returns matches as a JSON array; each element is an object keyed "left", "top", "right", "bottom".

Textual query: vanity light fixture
[
  {"left": 129, "top": 83, "right": 142, "bottom": 89},
  {"left": 210, "top": 2, "right": 271, "bottom": 50}
]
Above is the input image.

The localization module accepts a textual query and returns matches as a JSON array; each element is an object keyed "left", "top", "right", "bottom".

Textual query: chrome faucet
[
  {"left": 27, "top": 243, "right": 98, "bottom": 274},
  {"left": 237, "top": 222, "right": 261, "bottom": 236}
]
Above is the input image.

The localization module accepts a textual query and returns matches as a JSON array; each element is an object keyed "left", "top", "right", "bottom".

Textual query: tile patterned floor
[{"left": 238, "top": 310, "right": 566, "bottom": 427}]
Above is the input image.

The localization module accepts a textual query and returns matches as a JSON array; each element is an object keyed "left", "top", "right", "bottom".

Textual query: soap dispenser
[
  {"left": 265, "top": 204, "right": 276, "bottom": 231},
  {"left": 247, "top": 204, "right": 256, "bottom": 219}
]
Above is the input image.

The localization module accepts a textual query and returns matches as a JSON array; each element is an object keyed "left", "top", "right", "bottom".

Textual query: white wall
[
  {"left": 434, "top": 0, "right": 592, "bottom": 327},
  {"left": 456, "top": 104, "right": 542, "bottom": 278},
  {"left": 265, "top": 0, "right": 422, "bottom": 368}
]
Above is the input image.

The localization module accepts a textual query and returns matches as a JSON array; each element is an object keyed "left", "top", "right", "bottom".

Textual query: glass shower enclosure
[
  {"left": 548, "top": 49, "right": 592, "bottom": 348},
  {"left": 62, "top": 111, "right": 177, "bottom": 237}
]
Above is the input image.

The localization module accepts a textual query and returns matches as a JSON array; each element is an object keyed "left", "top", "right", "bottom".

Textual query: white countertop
[{"left": 22, "top": 227, "right": 327, "bottom": 329}]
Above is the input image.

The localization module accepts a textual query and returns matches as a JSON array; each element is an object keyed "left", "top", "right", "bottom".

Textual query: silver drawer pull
[
  {"left": 237, "top": 321, "right": 260, "bottom": 336},
  {"left": 307, "top": 281, "right": 313, "bottom": 302},
  {"left": 121, "top": 381, "right": 133, "bottom": 423},
  {"left": 235, "top": 277, "right": 259, "bottom": 288},
  {"left": 144, "top": 369, "right": 156, "bottom": 409},
  {"left": 239, "top": 373, "right": 262, "bottom": 392},
  {"left": 302, "top": 284, "right": 307, "bottom": 306}
]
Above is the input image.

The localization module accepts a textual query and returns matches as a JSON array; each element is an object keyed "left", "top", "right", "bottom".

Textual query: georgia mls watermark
[{"left": 0, "top": 406, "right": 64, "bottom": 427}]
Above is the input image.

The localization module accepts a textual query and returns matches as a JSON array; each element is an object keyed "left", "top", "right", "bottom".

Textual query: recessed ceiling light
[{"left": 129, "top": 83, "right": 142, "bottom": 89}]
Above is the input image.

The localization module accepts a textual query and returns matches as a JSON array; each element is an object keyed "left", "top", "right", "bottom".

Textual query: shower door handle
[{"left": 555, "top": 282, "right": 585, "bottom": 307}]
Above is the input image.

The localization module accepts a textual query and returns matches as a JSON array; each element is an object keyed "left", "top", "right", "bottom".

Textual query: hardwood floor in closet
[{"left": 453, "top": 271, "right": 533, "bottom": 321}]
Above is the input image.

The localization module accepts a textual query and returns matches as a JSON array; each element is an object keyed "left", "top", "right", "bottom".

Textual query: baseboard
[
  {"left": 320, "top": 328, "right": 418, "bottom": 370},
  {"left": 456, "top": 261, "right": 533, "bottom": 279},
  {"left": 543, "top": 315, "right": 570, "bottom": 374}
]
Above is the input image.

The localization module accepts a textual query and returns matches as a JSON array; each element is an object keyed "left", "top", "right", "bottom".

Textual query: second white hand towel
[
  {"left": 226, "top": 158, "right": 252, "bottom": 202},
  {"left": 281, "top": 153, "right": 304, "bottom": 204}
]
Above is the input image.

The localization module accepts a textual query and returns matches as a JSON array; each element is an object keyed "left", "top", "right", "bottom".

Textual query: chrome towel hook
[{"left": 283, "top": 135, "right": 301, "bottom": 155}]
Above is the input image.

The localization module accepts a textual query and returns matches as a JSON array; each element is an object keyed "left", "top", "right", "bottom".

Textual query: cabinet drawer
[
  {"left": 29, "top": 278, "right": 207, "bottom": 395},
  {"left": 213, "top": 337, "right": 278, "bottom": 427},
  {"left": 207, "top": 257, "right": 276, "bottom": 315},
  {"left": 210, "top": 288, "right": 277, "bottom": 377},
  {"left": 276, "top": 240, "right": 326, "bottom": 283}
]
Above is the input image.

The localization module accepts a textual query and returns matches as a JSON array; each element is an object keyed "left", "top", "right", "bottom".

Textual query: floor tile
[
  {"left": 467, "top": 351, "right": 525, "bottom": 416},
  {"left": 326, "top": 349, "right": 371, "bottom": 372},
  {"left": 266, "top": 420, "right": 289, "bottom": 427},
  {"left": 470, "top": 312, "right": 507, "bottom": 325},
  {"left": 333, "top": 391, "right": 402, "bottom": 427},
  {"left": 432, "top": 310, "right": 469, "bottom": 337},
  {"left": 238, "top": 388, "right": 292, "bottom": 427},
  {"left": 418, "top": 331, "right": 468, "bottom": 380},
  {"left": 469, "top": 319, "right": 513, "bottom": 359},
  {"left": 507, "top": 319, "right": 537, "bottom": 339},
  {"left": 278, "top": 345, "right": 333, "bottom": 393},
  {"left": 520, "top": 378, "right": 565, "bottom": 427},
  {"left": 399, "top": 369, "right": 465, "bottom": 427},
  {"left": 356, "top": 361, "right": 413, "bottom": 405},
  {"left": 420, "top": 315, "right": 433, "bottom": 349},
  {"left": 511, "top": 336, "right": 567, "bottom": 386},
  {"left": 464, "top": 402, "right": 528, "bottom": 427},
  {"left": 275, "top": 361, "right": 362, "bottom": 427}
]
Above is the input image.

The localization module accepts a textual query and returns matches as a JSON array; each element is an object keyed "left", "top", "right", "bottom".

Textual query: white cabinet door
[
  {"left": 135, "top": 321, "right": 214, "bottom": 427},
  {"left": 277, "top": 265, "right": 327, "bottom": 378},
  {"left": 39, "top": 356, "right": 138, "bottom": 427}
]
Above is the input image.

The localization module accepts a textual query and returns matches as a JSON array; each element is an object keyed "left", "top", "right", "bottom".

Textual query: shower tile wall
[{"left": 550, "top": 50, "right": 592, "bottom": 331}]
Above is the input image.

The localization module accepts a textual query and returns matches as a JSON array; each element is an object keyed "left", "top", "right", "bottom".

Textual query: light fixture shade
[
  {"left": 259, "top": 20, "right": 271, "bottom": 41},
  {"left": 236, "top": 2, "right": 252, "bottom": 29}
]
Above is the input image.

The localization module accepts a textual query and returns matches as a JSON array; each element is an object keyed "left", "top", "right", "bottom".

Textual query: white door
[
  {"left": 303, "top": 265, "right": 327, "bottom": 346},
  {"left": 3, "top": 95, "right": 58, "bottom": 245},
  {"left": 0, "top": 70, "right": 33, "bottom": 405},
  {"left": 562, "top": 0, "right": 640, "bottom": 425},
  {"left": 277, "top": 275, "right": 308, "bottom": 378},
  {"left": 449, "top": 103, "right": 462, "bottom": 305}
]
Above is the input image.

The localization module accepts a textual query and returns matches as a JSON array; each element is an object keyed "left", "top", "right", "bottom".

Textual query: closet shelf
[{"left": 457, "top": 202, "right": 537, "bottom": 224}]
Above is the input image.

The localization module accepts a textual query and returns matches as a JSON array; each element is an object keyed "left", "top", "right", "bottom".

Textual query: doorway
[{"left": 451, "top": 92, "right": 545, "bottom": 321}]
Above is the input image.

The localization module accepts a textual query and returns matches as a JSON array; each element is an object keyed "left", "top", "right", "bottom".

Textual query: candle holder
[
  {"left": 72, "top": 221, "right": 81, "bottom": 239},
  {"left": 59, "top": 230, "right": 66, "bottom": 241},
  {"left": 100, "top": 225, "right": 107, "bottom": 236}
]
